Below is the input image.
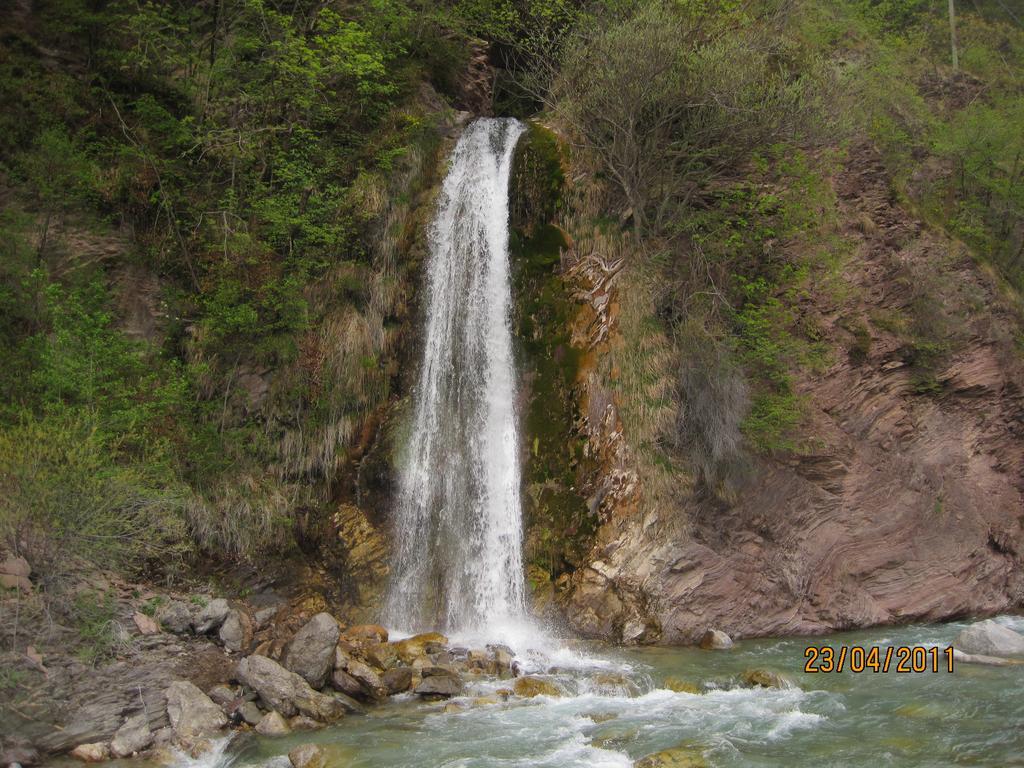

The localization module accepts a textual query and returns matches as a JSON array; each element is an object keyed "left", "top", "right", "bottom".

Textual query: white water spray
[{"left": 383, "top": 117, "right": 528, "bottom": 637}]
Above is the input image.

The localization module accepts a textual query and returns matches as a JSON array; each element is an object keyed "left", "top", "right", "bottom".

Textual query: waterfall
[{"left": 383, "top": 117, "right": 528, "bottom": 637}]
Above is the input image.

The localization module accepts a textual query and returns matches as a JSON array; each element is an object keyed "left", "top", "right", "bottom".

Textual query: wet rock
[
  {"left": 513, "top": 676, "right": 562, "bottom": 698},
  {"left": 952, "top": 648, "right": 1015, "bottom": 666},
  {"left": 219, "top": 609, "right": 254, "bottom": 654},
  {"left": 591, "top": 671, "right": 639, "bottom": 696},
  {"left": 165, "top": 681, "right": 228, "bottom": 743},
  {"left": 284, "top": 613, "right": 340, "bottom": 688},
  {"left": 663, "top": 677, "right": 700, "bottom": 694},
  {"left": 392, "top": 632, "right": 448, "bottom": 663},
  {"left": 634, "top": 744, "right": 708, "bottom": 768},
  {"left": 413, "top": 670, "right": 463, "bottom": 699},
  {"left": 157, "top": 601, "right": 193, "bottom": 634},
  {"left": 69, "top": 743, "right": 109, "bottom": 763},
  {"left": 699, "top": 629, "right": 733, "bottom": 650},
  {"left": 443, "top": 702, "right": 464, "bottom": 714},
  {"left": 382, "top": 666, "right": 414, "bottom": 695},
  {"left": 489, "top": 645, "right": 515, "bottom": 675},
  {"left": 192, "top": 598, "right": 230, "bottom": 634},
  {"left": 954, "top": 620, "right": 1024, "bottom": 657},
  {"left": 742, "top": 669, "right": 796, "bottom": 690},
  {"left": 288, "top": 716, "right": 322, "bottom": 731},
  {"left": 254, "top": 711, "right": 291, "bottom": 736},
  {"left": 236, "top": 655, "right": 348, "bottom": 721},
  {"left": 132, "top": 612, "right": 160, "bottom": 636},
  {"left": 471, "top": 695, "right": 501, "bottom": 706},
  {"left": 109, "top": 713, "right": 153, "bottom": 758},
  {"left": 343, "top": 625, "right": 388, "bottom": 645},
  {"left": 288, "top": 744, "right": 326, "bottom": 768}
]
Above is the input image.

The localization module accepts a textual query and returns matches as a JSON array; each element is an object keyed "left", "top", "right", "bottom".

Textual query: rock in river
[
  {"left": 954, "top": 619, "right": 1024, "bottom": 658},
  {"left": 699, "top": 629, "right": 733, "bottom": 650},
  {"left": 288, "top": 744, "right": 326, "bottom": 768},
  {"left": 236, "top": 655, "right": 350, "bottom": 721},
  {"left": 513, "top": 676, "right": 563, "bottom": 698}
]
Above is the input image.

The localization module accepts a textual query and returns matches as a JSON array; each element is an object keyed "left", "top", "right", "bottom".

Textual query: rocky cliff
[{"left": 558, "top": 143, "right": 1024, "bottom": 643}]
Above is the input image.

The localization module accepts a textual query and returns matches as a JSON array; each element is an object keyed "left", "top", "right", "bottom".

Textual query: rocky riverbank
[{"left": 0, "top": 581, "right": 573, "bottom": 766}]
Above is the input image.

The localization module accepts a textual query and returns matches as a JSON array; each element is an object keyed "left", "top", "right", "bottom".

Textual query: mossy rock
[
  {"left": 663, "top": 676, "right": 701, "bottom": 695},
  {"left": 742, "top": 668, "right": 797, "bottom": 690},
  {"left": 513, "top": 676, "right": 563, "bottom": 698},
  {"left": 634, "top": 744, "right": 708, "bottom": 768}
]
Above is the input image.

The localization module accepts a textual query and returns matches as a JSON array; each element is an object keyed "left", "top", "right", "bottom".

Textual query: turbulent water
[
  {"left": 383, "top": 117, "right": 528, "bottom": 636},
  {"left": 201, "top": 618, "right": 1024, "bottom": 768}
]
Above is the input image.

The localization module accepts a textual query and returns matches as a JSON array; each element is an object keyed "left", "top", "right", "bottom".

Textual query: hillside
[{"left": 2, "top": 2, "right": 1024, "bottom": 756}]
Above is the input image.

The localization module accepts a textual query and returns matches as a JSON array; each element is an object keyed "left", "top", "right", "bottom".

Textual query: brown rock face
[{"left": 561, "top": 144, "right": 1024, "bottom": 643}]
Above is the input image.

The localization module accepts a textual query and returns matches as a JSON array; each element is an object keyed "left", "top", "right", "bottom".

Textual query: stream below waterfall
[{"left": 146, "top": 616, "right": 1024, "bottom": 768}]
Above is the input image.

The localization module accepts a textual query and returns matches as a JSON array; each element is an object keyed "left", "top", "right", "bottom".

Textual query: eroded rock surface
[{"left": 560, "top": 144, "right": 1024, "bottom": 643}]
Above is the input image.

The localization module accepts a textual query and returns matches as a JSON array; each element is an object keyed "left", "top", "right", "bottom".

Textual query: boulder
[
  {"left": 110, "top": 714, "right": 153, "bottom": 758},
  {"left": 207, "top": 684, "right": 239, "bottom": 708},
  {"left": 343, "top": 625, "right": 388, "bottom": 644},
  {"left": 237, "top": 702, "right": 263, "bottom": 726},
  {"left": 954, "top": 620, "right": 1024, "bottom": 657},
  {"left": 513, "top": 676, "right": 562, "bottom": 698},
  {"left": 392, "top": 632, "right": 447, "bottom": 663},
  {"left": 219, "top": 609, "right": 254, "bottom": 654},
  {"left": 635, "top": 744, "right": 708, "bottom": 768},
  {"left": 283, "top": 613, "right": 340, "bottom": 688},
  {"left": 157, "top": 601, "right": 193, "bottom": 634},
  {"left": 489, "top": 645, "right": 515, "bottom": 675},
  {"left": 165, "top": 681, "right": 228, "bottom": 743},
  {"left": 254, "top": 606, "right": 278, "bottom": 630},
  {"left": 413, "top": 671, "right": 466, "bottom": 700},
  {"left": 699, "top": 629, "right": 733, "bottom": 650},
  {"left": 742, "top": 669, "right": 796, "bottom": 689},
  {"left": 235, "top": 655, "right": 348, "bottom": 721},
  {"left": 345, "top": 659, "right": 386, "bottom": 699},
  {"left": 382, "top": 666, "right": 414, "bottom": 695},
  {"left": 254, "top": 711, "right": 291, "bottom": 736},
  {"left": 663, "top": 677, "right": 700, "bottom": 694},
  {"left": 331, "top": 668, "right": 367, "bottom": 699},
  {"left": 69, "top": 743, "right": 109, "bottom": 763},
  {"left": 192, "top": 598, "right": 230, "bottom": 634},
  {"left": 288, "top": 716, "right": 322, "bottom": 731},
  {"left": 413, "top": 671, "right": 463, "bottom": 699},
  {"left": 132, "top": 612, "right": 160, "bottom": 636},
  {"left": 288, "top": 744, "right": 326, "bottom": 768},
  {"left": 362, "top": 642, "right": 399, "bottom": 670}
]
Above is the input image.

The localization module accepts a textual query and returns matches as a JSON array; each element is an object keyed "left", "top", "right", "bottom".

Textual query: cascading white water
[{"left": 383, "top": 117, "right": 528, "bottom": 637}]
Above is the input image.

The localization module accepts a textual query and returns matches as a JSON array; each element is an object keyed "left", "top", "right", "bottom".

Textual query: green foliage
[
  {"left": 72, "top": 589, "right": 121, "bottom": 665},
  {"left": 0, "top": 413, "right": 190, "bottom": 581}
]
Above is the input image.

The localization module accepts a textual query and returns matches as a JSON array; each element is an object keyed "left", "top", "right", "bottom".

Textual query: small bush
[{"left": 0, "top": 414, "right": 190, "bottom": 585}]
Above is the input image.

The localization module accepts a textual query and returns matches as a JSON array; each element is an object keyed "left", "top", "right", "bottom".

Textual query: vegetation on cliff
[{"left": 1, "top": 0, "right": 1023, "bottom": 646}]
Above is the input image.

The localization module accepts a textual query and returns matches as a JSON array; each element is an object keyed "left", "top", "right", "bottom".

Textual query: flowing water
[
  {"left": 383, "top": 117, "right": 528, "bottom": 637},
  {"left": 129, "top": 119, "right": 1024, "bottom": 768},
  {"left": 200, "top": 617, "right": 1024, "bottom": 768}
]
